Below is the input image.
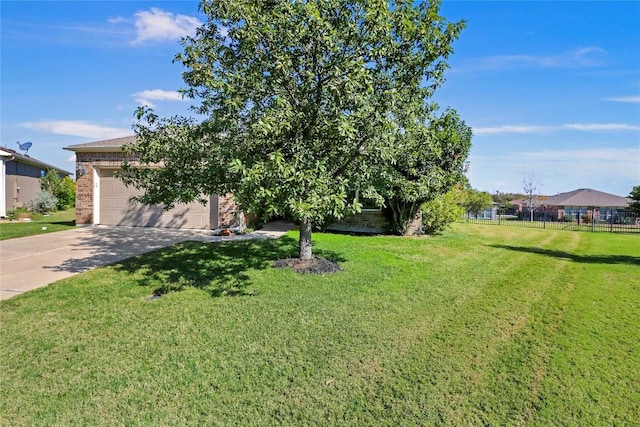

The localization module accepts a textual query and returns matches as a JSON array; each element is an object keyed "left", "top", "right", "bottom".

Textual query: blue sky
[{"left": 2, "top": 1, "right": 639, "bottom": 197}]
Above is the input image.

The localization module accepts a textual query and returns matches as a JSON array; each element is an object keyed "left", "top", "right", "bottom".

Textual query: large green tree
[
  {"left": 379, "top": 108, "right": 471, "bottom": 234},
  {"left": 123, "top": 0, "right": 466, "bottom": 259}
]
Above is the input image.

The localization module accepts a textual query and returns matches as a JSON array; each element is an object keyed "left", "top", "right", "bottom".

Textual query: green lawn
[
  {"left": 1, "top": 224, "right": 638, "bottom": 425},
  {"left": 0, "top": 209, "right": 76, "bottom": 240}
]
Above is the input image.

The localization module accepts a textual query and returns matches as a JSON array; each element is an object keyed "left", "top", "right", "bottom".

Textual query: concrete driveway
[{"left": 0, "top": 223, "right": 294, "bottom": 300}]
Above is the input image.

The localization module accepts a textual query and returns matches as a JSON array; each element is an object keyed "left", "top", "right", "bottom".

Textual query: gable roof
[
  {"left": 0, "top": 146, "right": 73, "bottom": 176},
  {"left": 63, "top": 136, "right": 136, "bottom": 153},
  {"left": 543, "top": 188, "right": 630, "bottom": 208}
]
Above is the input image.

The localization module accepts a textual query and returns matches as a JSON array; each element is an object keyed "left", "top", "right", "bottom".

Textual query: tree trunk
[
  {"left": 387, "top": 199, "right": 421, "bottom": 235},
  {"left": 299, "top": 218, "right": 313, "bottom": 260}
]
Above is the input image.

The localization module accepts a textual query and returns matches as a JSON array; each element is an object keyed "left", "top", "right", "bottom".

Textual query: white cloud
[
  {"left": 132, "top": 8, "right": 201, "bottom": 44},
  {"left": 473, "top": 125, "right": 551, "bottom": 136},
  {"left": 132, "top": 89, "right": 185, "bottom": 108},
  {"left": 21, "top": 120, "right": 131, "bottom": 139},
  {"left": 606, "top": 96, "right": 640, "bottom": 103},
  {"left": 468, "top": 47, "right": 605, "bottom": 71},
  {"left": 561, "top": 123, "right": 640, "bottom": 131},
  {"left": 107, "top": 16, "right": 129, "bottom": 25},
  {"left": 473, "top": 122, "right": 640, "bottom": 135}
]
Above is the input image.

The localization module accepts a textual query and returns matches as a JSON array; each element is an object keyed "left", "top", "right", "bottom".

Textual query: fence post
[
  {"left": 610, "top": 209, "right": 613, "bottom": 233},
  {"left": 591, "top": 209, "right": 595, "bottom": 232},
  {"left": 543, "top": 206, "right": 546, "bottom": 229}
]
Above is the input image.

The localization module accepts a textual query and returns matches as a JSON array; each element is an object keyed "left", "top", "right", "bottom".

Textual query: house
[
  {"left": 65, "top": 135, "right": 422, "bottom": 233},
  {"left": 64, "top": 136, "right": 237, "bottom": 230},
  {"left": 0, "top": 147, "right": 73, "bottom": 218},
  {"left": 512, "top": 188, "right": 631, "bottom": 222}
]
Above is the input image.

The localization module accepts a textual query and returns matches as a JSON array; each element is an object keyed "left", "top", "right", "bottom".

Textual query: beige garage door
[{"left": 99, "top": 169, "right": 214, "bottom": 229}]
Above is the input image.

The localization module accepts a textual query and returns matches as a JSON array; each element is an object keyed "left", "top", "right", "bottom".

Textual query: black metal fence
[{"left": 462, "top": 209, "right": 640, "bottom": 234}]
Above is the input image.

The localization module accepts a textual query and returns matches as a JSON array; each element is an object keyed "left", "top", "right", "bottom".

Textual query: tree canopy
[
  {"left": 122, "top": 0, "right": 469, "bottom": 259},
  {"left": 40, "top": 169, "right": 76, "bottom": 211},
  {"left": 464, "top": 188, "right": 492, "bottom": 218}
]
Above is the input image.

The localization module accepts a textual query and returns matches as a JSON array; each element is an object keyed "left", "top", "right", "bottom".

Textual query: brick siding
[{"left": 217, "top": 193, "right": 238, "bottom": 228}]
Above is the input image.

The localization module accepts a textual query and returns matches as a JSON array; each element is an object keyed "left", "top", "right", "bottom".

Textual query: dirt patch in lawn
[{"left": 273, "top": 256, "right": 343, "bottom": 274}]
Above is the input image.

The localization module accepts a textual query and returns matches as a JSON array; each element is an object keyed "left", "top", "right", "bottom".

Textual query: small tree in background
[
  {"left": 522, "top": 174, "right": 544, "bottom": 221},
  {"left": 40, "top": 169, "right": 76, "bottom": 210},
  {"left": 629, "top": 185, "right": 640, "bottom": 216},
  {"left": 464, "top": 188, "right": 492, "bottom": 218},
  {"left": 492, "top": 190, "right": 524, "bottom": 214}
]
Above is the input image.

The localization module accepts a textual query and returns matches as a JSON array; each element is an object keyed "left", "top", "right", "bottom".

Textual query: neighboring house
[
  {"left": 0, "top": 147, "right": 73, "bottom": 218},
  {"left": 512, "top": 188, "right": 632, "bottom": 222},
  {"left": 64, "top": 136, "right": 237, "bottom": 230}
]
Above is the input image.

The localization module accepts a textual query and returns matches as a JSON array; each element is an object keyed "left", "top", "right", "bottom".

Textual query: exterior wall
[
  {"left": 217, "top": 193, "right": 238, "bottom": 228},
  {"left": 328, "top": 210, "right": 423, "bottom": 235},
  {"left": 327, "top": 210, "right": 388, "bottom": 234},
  {"left": 0, "top": 159, "right": 6, "bottom": 217},
  {"left": 4, "top": 161, "right": 45, "bottom": 211}
]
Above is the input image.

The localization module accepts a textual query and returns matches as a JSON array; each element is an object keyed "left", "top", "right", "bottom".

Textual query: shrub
[
  {"left": 25, "top": 190, "right": 58, "bottom": 213},
  {"left": 421, "top": 187, "right": 465, "bottom": 234},
  {"left": 40, "top": 169, "right": 76, "bottom": 210},
  {"left": 56, "top": 176, "right": 76, "bottom": 209}
]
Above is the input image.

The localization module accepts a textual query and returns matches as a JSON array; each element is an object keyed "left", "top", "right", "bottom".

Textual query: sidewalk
[{"left": 0, "top": 222, "right": 295, "bottom": 300}]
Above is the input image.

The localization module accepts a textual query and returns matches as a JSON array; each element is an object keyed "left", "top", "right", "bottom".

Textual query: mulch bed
[{"left": 273, "top": 256, "right": 343, "bottom": 274}]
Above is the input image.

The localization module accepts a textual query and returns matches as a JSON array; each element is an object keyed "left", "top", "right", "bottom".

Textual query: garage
[
  {"left": 98, "top": 168, "right": 215, "bottom": 229},
  {"left": 64, "top": 136, "right": 238, "bottom": 230}
]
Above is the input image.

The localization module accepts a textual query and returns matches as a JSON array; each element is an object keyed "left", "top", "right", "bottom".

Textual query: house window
[
  {"left": 349, "top": 190, "right": 382, "bottom": 211},
  {"left": 564, "top": 206, "right": 587, "bottom": 220}
]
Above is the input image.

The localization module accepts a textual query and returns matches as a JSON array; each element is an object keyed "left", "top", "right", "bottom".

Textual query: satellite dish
[{"left": 16, "top": 141, "right": 33, "bottom": 155}]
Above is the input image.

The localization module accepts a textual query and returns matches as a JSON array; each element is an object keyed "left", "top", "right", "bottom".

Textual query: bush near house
[
  {"left": 421, "top": 185, "right": 466, "bottom": 234},
  {"left": 40, "top": 169, "right": 76, "bottom": 210},
  {"left": 25, "top": 190, "right": 58, "bottom": 213}
]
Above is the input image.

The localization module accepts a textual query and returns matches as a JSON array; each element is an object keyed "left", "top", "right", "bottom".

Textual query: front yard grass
[
  {"left": 0, "top": 209, "right": 75, "bottom": 240},
  {"left": 1, "top": 224, "right": 638, "bottom": 425}
]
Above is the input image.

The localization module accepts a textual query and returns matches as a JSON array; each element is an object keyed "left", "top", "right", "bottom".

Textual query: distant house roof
[
  {"left": 64, "top": 136, "right": 136, "bottom": 153},
  {"left": 544, "top": 188, "right": 630, "bottom": 208},
  {"left": 0, "top": 146, "right": 73, "bottom": 176}
]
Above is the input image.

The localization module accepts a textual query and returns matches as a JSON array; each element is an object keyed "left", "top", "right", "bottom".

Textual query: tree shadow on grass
[
  {"left": 49, "top": 220, "right": 76, "bottom": 226},
  {"left": 114, "top": 236, "right": 301, "bottom": 297},
  {"left": 487, "top": 244, "right": 640, "bottom": 266}
]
